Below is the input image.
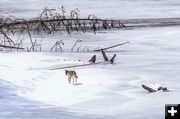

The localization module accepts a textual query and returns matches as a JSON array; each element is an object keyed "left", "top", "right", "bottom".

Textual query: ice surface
[{"left": 0, "top": 0, "right": 180, "bottom": 119}]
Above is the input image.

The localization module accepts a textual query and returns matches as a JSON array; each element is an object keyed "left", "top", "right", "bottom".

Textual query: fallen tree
[
  {"left": 94, "top": 41, "right": 129, "bottom": 52},
  {"left": 50, "top": 61, "right": 103, "bottom": 70},
  {"left": 50, "top": 49, "right": 116, "bottom": 70}
]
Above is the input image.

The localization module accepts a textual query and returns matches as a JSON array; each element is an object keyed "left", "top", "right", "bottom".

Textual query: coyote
[{"left": 65, "top": 70, "right": 78, "bottom": 84}]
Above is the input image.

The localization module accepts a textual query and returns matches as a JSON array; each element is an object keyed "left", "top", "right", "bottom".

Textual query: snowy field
[{"left": 0, "top": 0, "right": 180, "bottom": 119}]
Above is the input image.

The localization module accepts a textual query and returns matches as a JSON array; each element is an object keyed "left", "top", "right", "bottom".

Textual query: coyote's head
[{"left": 65, "top": 69, "right": 68, "bottom": 75}]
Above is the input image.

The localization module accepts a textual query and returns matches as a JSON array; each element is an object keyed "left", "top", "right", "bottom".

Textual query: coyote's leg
[
  {"left": 74, "top": 77, "right": 77, "bottom": 84},
  {"left": 68, "top": 77, "right": 71, "bottom": 84},
  {"left": 72, "top": 77, "right": 75, "bottom": 84}
]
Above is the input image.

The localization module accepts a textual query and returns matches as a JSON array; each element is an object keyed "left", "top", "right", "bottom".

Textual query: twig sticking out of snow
[{"left": 50, "top": 40, "right": 64, "bottom": 52}]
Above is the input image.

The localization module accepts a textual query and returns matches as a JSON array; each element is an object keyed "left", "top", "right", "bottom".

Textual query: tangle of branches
[{"left": 0, "top": 6, "right": 125, "bottom": 50}]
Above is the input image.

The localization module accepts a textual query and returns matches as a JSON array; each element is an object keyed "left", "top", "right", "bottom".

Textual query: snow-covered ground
[{"left": 0, "top": 0, "right": 180, "bottom": 119}]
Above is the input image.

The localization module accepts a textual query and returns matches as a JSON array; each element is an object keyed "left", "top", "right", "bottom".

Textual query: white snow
[{"left": 0, "top": 0, "right": 180, "bottom": 119}]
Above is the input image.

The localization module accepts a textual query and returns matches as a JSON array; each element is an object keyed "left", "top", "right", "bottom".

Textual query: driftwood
[
  {"left": 142, "top": 84, "right": 156, "bottom": 92},
  {"left": 50, "top": 50, "right": 116, "bottom": 70},
  {"left": 94, "top": 41, "right": 129, "bottom": 52},
  {"left": 0, "top": 44, "right": 24, "bottom": 50},
  {"left": 49, "top": 61, "right": 103, "bottom": 70},
  {"left": 142, "top": 84, "right": 168, "bottom": 93}
]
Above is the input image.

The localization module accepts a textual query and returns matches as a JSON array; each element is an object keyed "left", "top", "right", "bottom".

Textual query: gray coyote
[{"left": 65, "top": 70, "right": 78, "bottom": 84}]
